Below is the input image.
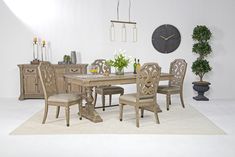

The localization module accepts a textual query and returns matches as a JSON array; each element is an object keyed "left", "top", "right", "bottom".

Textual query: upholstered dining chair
[
  {"left": 38, "top": 61, "right": 83, "bottom": 127},
  {"left": 119, "top": 63, "right": 161, "bottom": 128},
  {"left": 157, "top": 59, "right": 187, "bottom": 111},
  {"left": 92, "top": 59, "right": 124, "bottom": 111}
]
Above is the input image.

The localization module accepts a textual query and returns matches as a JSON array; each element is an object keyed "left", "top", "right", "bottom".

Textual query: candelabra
[
  {"left": 31, "top": 37, "right": 40, "bottom": 64},
  {"left": 41, "top": 40, "right": 47, "bottom": 61}
]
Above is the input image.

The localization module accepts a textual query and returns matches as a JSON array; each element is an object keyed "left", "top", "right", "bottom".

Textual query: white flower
[{"left": 128, "top": 56, "right": 134, "bottom": 63}]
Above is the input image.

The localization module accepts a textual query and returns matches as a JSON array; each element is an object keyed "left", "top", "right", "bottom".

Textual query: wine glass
[{"left": 88, "top": 64, "right": 98, "bottom": 75}]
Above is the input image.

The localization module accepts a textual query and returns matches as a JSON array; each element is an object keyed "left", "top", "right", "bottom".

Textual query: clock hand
[
  {"left": 160, "top": 35, "right": 167, "bottom": 40},
  {"left": 166, "top": 34, "right": 175, "bottom": 40}
]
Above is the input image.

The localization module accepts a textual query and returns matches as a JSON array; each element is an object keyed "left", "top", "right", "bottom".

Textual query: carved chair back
[
  {"left": 91, "top": 59, "right": 111, "bottom": 74},
  {"left": 169, "top": 59, "right": 187, "bottom": 87},
  {"left": 38, "top": 61, "right": 57, "bottom": 99},
  {"left": 136, "top": 63, "right": 161, "bottom": 102}
]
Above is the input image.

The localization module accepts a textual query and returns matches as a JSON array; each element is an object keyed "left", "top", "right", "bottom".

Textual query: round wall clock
[{"left": 152, "top": 24, "right": 181, "bottom": 54}]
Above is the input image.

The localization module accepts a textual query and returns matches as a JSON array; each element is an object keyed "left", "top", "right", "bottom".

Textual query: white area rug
[{"left": 11, "top": 104, "right": 225, "bottom": 135}]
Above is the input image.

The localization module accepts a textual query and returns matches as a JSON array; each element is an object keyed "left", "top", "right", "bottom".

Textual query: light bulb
[
  {"left": 110, "top": 22, "right": 115, "bottom": 41},
  {"left": 133, "top": 24, "right": 137, "bottom": 42},
  {"left": 121, "top": 23, "right": 127, "bottom": 42}
]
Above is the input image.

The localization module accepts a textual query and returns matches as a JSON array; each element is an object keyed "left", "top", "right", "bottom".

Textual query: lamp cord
[
  {"left": 117, "top": 0, "right": 132, "bottom": 22},
  {"left": 117, "top": 0, "right": 120, "bottom": 20},
  {"left": 129, "top": 0, "right": 131, "bottom": 22}
]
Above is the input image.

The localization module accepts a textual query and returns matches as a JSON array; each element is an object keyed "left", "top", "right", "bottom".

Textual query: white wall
[{"left": 0, "top": 0, "right": 235, "bottom": 99}]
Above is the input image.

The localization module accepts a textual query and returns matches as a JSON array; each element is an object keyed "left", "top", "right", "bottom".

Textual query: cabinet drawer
[
  {"left": 67, "top": 68, "right": 81, "bottom": 74},
  {"left": 23, "top": 68, "right": 37, "bottom": 74}
]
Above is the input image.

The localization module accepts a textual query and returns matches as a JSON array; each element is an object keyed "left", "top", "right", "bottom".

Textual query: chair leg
[
  {"left": 65, "top": 106, "right": 70, "bottom": 127},
  {"left": 56, "top": 106, "right": 60, "bottom": 118},
  {"left": 135, "top": 106, "right": 140, "bottom": 128},
  {"left": 78, "top": 100, "right": 83, "bottom": 120},
  {"left": 153, "top": 104, "right": 160, "bottom": 124},
  {"left": 141, "top": 108, "right": 144, "bottom": 118},
  {"left": 102, "top": 94, "right": 105, "bottom": 111},
  {"left": 42, "top": 103, "right": 49, "bottom": 124},
  {"left": 180, "top": 91, "right": 185, "bottom": 108},
  {"left": 119, "top": 104, "right": 124, "bottom": 121},
  {"left": 109, "top": 94, "right": 112, "bottom": 106},
  {"left": 94, "top": 92, "right": 97, "bottom": 107},
  {"left": 166, "top": 94, "right": 170, "bottom": 111},
  {"left": 169, "top": 95, "right": 171, "bottom": 105}
]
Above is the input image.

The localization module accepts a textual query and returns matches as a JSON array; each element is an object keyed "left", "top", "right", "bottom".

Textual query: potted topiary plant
[{"left": 192, "top": 25, "right": 212, "bottom": 101}]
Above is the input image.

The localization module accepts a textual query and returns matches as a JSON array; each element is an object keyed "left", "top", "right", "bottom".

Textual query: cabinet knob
[
  {"left": 71, "top": 69, "right": 78, "bottom": 72},
  {"left": 27, "top": 69, "right": 35, "bottom": 73}
]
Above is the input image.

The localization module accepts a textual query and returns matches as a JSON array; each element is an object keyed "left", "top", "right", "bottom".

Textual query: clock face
[{"left": 152, "top": 24, "right": 181, "bottom": 54}]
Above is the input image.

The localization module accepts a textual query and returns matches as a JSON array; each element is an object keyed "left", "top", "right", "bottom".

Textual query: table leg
[{"left": 81, "top": 86, "right": 103, "bottom": 123}]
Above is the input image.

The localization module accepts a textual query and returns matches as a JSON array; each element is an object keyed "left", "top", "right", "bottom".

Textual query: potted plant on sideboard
[{"left": 192, "top": 25, "right": 212, "bottom": 101}]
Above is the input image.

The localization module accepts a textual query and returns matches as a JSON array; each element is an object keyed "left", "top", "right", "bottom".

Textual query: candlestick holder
[
  {"left": 31, "top": 39, "right": 40, "bottom": 64},
  {"left": 41, "top": 40, "right": 47, "bottom": 61}
]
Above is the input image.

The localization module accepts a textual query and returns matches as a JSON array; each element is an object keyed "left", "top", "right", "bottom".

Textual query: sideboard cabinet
[{"left": 18, "top": 64, "right": 88, "bottom": 100}]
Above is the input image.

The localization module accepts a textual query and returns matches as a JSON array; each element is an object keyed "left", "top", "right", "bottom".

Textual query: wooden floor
[{"left": 0, "top": 97, "right": 235, "bottom": 157}]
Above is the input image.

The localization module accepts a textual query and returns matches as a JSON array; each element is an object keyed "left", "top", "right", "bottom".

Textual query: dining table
[{"left": 64, "top": 72, "right": 174, "bottom": 123}]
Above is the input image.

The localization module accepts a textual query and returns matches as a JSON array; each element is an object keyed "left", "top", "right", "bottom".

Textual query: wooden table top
[{"left": 65, "top": 72, "right": 173, "bottom": 87}]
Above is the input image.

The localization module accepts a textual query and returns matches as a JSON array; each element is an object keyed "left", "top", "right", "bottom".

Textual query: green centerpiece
[{"left": 106, "top": 51, "right": 130, "bottom": 75}]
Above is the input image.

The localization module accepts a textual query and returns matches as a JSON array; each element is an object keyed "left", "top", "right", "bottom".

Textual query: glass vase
[{"left": 115, "top": 67, "right": 124, "bottom": 75}]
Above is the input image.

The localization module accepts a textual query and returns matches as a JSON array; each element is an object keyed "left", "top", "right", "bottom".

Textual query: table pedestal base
[
  {"left": 81, "top": 105, "right": 103, "bottom": 123},
  {"left": 81, "top": 87, "right": 103, "bottom": 123}
]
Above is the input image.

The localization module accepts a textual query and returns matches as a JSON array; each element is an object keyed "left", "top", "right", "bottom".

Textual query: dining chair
[
  {"left": 92, "top": 59, "right": 124, "bottom": 111},
  {"left": 38, "top": 61, "right": 83, "bottom": 127},
  {"left": 157, "top": 59, "right": 187, "bottom": 111},
  {"left": 119, "top": 63, "right": 161, "bottom": 128}
]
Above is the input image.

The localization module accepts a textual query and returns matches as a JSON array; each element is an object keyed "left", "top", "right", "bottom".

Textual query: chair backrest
[
  {"left": 38, "top": 61, "right": 57, "bottom": 99},
  {"left": 136, "top": 63, "right": 161, "bottom": 102},
  {"left": 169, "top": 59, "right": 187, "bottom": 87},
  {"left": 91, "top": 59, "right": 111, "bottom": 74}
]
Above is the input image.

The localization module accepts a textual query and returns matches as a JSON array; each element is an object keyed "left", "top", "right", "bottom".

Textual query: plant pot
[
  {"left": 115, "top": 67, "right": 124, "bottom": 75},
  {"left": 192, "top": 81, "right": 211, "bottom": 101}
]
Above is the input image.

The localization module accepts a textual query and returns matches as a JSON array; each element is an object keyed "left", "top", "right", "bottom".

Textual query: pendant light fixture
[
  {"left": 110, "top": 22, "right": 115, "bottom": 41},
  {"left": 110, "top": 0, "right": 137, "bottom": 42},
  {"left": 121, "top": 23, "right": 127, "bottom": 42},
  {"left": 133, "top": 24, "right": 137, "bottom": 42}
]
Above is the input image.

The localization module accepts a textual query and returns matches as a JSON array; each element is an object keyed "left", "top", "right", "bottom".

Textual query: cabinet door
[
  {"left": 23, "top": 75, "right": 38, "bottom": 94},
  {"left": 67, "top": 83, "right": 82, "bottom": 94},
  {"left": 55, "top": 67, "right": 66, "bottom": 93},
  {"left": 66, "top": 66, "right": 84, "bottom": 93},
  {"left": 23, "top": 67, "right": 38, "bottom": 94},
  {"left": 37, "top": 78, "right": 44, "bottom": 95}
]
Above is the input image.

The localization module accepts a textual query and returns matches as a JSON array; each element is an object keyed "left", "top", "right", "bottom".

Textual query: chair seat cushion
[
  {"left": 96, "top": 86, "right": 124, "bottom": 95},
  {"left": 48, "top": 93, "right": 81, "bottom": 103},
  {"left": 157, "top": 85, "right": 180, "bottom": 93},
  {"left": 119, "top": 93, "right": 154, "bottom": 103}
]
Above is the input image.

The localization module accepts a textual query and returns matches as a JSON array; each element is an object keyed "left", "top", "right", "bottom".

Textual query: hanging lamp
[{"left": 110, "top": 0, "right": 137, "bottom": 42}]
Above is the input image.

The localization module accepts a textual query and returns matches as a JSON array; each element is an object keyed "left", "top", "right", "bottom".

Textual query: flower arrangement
[{"left": 106, "top": 50, "right": 130, "bottom": 75}]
